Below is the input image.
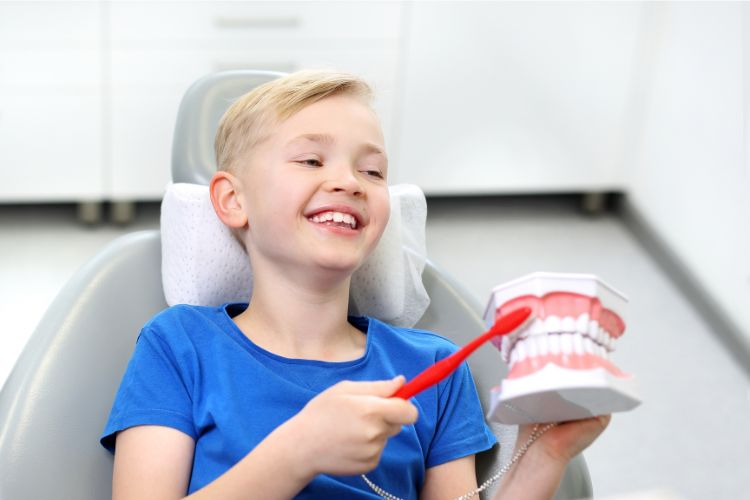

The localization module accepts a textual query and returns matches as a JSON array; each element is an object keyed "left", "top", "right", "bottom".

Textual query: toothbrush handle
[{"left": 392, "top": 307, "right": 531, "bottom": 400}]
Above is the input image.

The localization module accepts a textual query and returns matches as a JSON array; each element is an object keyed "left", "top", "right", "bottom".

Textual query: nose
[{"left": 326, "top": 163, "right": 364, "bottom": 197}]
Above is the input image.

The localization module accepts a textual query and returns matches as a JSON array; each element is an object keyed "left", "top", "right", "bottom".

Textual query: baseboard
[{"left": 617, "top": 195, "right": 750, "bottom": 378}]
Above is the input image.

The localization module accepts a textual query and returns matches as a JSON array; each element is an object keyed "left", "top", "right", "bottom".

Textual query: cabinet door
[
  {"left": 0, "top": 92, "right": 103, "bottom": 201},
  {"left": 0, "top": 2, "right": 103, "bottom": 202},
  {"left": 394, "top": 2, "right": 642, "bottom": 193}
]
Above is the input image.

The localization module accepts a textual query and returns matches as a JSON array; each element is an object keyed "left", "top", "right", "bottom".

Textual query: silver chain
[{"left": 362, "top": 422, "right": 557, "bottom": 500}]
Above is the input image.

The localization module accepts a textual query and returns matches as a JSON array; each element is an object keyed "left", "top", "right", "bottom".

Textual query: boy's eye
[
  {"left": 298, "top": 158, "right": 323, "bottom": 167},
  {"left": 363, "top": 169, "right": 385, "bottom": 179}
]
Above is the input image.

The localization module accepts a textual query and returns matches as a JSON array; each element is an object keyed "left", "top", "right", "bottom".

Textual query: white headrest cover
[{"left": 161, "top": 183, "right": 430, "bottom": 327}]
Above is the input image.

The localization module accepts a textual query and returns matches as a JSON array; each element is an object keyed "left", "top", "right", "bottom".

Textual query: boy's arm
[
  {"left": 113, "top": 423, "right": 316, "bottom": 500},
  {"left": 420, "top": 455, "right": 478, "bottom": 500},
  {"left": 112, "top": 377, "right": 417, "bottom": 500},
  {"left": 490, "top": 445, "right": 567, "bottom": 500},
  {"left": 113, "top": 426, "right": 194, "bottom": 499}
]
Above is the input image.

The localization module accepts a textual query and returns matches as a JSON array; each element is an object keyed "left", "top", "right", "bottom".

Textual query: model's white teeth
[
  {"left": 587, "top": 320, "right": 599, "bottom": 340},
  {"left": 530, "top": 318, "right": 546, "bottom": 336},
  {"left": 309, "top": 211, "right": 357, "bottom": 229},
  {"left": 561, "top": 333, "right": 574, "bottom": 354},
  {"left": 502, "top": 336, "right": 516, "bottom": 363},
  {"left": 537, "top": 336, "right": 549, "bottom": 356},
  {"left": 527, "top": 336, "right": 539, "bottom": 357},
  {"left": 576, "top": 313, "right": 590, "bottom": 332},
  {"left": 572, "top": 334, "right": 584, "bottom": 355},
  {"left": 500, "top": 313, "right": 619, "bottom": 364},
  {"left": 544, "top": 316, "right": 561, "bottom": 333},
  {"left": 560, "top": 316, "right": 576, "bottom": 333},
  {"left": 584, "top": 337, "right": 596, "bottom": 355},
  {"left": 549, "top": 334, "right": 561, "bottom": 355},
  {"left": 516, "top": 341, "right": 527, "bottom": 361}
]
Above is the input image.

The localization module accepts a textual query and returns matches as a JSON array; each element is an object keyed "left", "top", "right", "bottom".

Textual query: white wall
[
  {"left": 395, "top": 1, "right": 643, "bottom": 193},
  {"left": 625, "top": 2, "right": 750, "bottom": 339}
]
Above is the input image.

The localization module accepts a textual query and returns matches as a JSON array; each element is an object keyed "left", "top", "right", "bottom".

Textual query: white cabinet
[
  {"left": 0, "top": 2, "right": 103, "bottom": 201},
  {"left": 0, "top": 1, "right": 402, "bottom": 203},
  {"left": 0, "top": 1, "right": 645, "bottom": 202},
  {"left": 392, "top": 1, "right": 643, "bottom": 193},
  {"left": 107, "top": 1, "right": 402, "bottom": 200}
]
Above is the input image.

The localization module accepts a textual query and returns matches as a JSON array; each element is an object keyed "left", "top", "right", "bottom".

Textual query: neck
[{"left": 233, "top": 263, "right": 365, "bottom": 361}]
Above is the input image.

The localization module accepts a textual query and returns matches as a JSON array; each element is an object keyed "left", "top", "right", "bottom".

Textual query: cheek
[
  {"left": 369, "top": 194, "right": 391, "bottom": 241},
  {"left": 379, "top": 191, "right": 392, "bottom": 225}
]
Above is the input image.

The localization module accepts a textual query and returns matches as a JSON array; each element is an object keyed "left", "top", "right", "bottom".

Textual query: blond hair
[{"left": 215, "top": 70, "right": 373, "bottom": 172}]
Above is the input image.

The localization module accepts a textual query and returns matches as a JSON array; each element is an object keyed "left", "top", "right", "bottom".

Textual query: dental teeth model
[{"left": 484, "top": 272, "right": 641, "bottom": 424}]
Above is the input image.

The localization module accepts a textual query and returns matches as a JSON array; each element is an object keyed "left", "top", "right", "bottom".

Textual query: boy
[{"left": 102, "top": 70, "right": 609, "bottom": 499}]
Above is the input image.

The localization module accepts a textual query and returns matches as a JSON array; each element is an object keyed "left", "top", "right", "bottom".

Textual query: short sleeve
[
  {"left": 100, "top": 327, "right": 197, "bottom": 453},
  {"left": 425, "top": 360, "right": 497, "bottom": 468}
]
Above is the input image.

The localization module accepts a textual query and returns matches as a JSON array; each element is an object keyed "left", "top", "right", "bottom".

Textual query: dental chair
[{"left": 0, "top": 71, "right": 593, "bottom": 500}]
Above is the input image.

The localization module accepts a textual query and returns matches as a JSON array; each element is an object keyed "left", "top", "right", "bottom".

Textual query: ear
[{"left": 210, "top": 171, "right": 248, "bottom": 229}]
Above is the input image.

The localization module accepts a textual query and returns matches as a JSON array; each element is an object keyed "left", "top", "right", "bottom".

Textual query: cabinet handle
[
  {"left": 213, "top": 16, "right": 301, "bottom": 30},
  {"left": 213, "top": 62, "right": 297, "bottom": 74}
]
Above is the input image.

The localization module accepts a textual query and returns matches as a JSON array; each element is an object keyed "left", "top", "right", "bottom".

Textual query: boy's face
[{"left": 235, "top": 94, "right": 390, "bottom": 278}]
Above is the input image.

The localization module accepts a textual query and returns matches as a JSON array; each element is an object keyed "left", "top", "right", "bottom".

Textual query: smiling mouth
[{"left": 308, "top": 211, "right": 358, "bottom": 230}]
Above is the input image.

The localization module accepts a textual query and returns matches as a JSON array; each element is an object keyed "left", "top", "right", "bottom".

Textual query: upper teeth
[
  {"left": 309, "top": 211, "right": 357, "bottom": 229},
  {"left": 500, "top": 314, "right": 617, "bottom": 363}
]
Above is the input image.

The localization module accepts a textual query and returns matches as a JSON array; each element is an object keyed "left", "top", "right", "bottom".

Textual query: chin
[
  {"left": 311, "top": 254, "right": 362, "bottom": 276},
  {"left": 319, "top": 262, "right": 361, "bottom": 276}
]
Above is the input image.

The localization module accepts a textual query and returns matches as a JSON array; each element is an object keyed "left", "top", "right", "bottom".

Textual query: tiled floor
[{"left": 1, "top": 198, "right": 748, "bottom": 499}]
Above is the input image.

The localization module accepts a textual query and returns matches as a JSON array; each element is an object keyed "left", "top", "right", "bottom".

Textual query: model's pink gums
[
  {"left": 507, "top": 353, "right": 630, "bottom": 379},
  {"left": 496, "top": 292, "right": 626, "bottom": 337}
]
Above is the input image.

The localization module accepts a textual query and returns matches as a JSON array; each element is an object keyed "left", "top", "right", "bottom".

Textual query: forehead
[{"left": 269, "top": 95, "right": 385, "bottom": 149}]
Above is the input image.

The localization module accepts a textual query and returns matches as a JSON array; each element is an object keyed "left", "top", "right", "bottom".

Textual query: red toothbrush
[{"left": 392, "top": 307, "right": 532, "bottom": 400}]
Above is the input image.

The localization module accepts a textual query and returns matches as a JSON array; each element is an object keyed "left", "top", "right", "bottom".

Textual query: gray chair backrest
[
  {"left": 0, "top": 70, "right": 592, "bottom": 500},
  {"left": 0, "top": 231, "right": 166, "bottom": 499},
  {"left": 171, "top": 70, "right": 285, "bottom": 184}
]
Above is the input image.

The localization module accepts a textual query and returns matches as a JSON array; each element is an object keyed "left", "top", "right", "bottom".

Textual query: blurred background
[{"left": 1, "top": 1, "right": 749, "bottom": 498}]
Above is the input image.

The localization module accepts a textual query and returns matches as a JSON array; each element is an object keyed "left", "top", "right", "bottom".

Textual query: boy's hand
[
  {"left": 289, "top": 376, "right": 418, "bottom": 477},
  {"left": 521, "top": 414, "right": 611, "bottom": 464},
  {"left": 492, "top": 416, "right": 610, "bottom": 499}
]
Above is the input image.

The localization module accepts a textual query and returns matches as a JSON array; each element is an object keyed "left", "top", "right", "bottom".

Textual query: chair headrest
[
  {"left": 171, "top": 70, "right": 286, "bottom": 185},
  {"left": 161, "top": 183, "right": 431, "bottom": 327}
]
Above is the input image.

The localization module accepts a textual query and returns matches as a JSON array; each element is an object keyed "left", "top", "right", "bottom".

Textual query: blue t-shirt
[{"left": 101, "top": 303, "right": 496, "bottom": 498}]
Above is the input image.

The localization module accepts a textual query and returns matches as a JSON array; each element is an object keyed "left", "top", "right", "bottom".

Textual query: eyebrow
[{"left": 285, "top": 133, "right": 387, "bottom": 159}]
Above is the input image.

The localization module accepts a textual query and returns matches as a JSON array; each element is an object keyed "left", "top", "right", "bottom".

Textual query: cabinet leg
[
  {"left": 111, "top": 201, "right": 136, "bottom": 224},
  {"left": 77, "top": 201, "right": 103, "bottom": 224},
  {"left": 581, "top": 192, "right": 608, "bottom": 215}
]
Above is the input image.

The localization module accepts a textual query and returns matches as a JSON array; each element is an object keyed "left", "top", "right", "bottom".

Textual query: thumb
[{"left": 340, "top": 375, "right": 406, "bottom": 397}]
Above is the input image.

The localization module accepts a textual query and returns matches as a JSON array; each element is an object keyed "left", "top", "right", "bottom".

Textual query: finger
[
  {"left": 335, "top": 376, "right": 406, "bottom": 397},
  {"left": 562, "top": 414, "right": 611, "bottom": 431},
  {"left": 384, "top": 422, "right": 407, "bottom": 438},
  {"left": 379, "top": 399, "right": 419, "bottom": 426}
]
